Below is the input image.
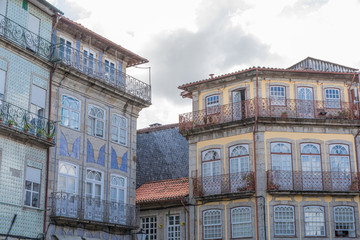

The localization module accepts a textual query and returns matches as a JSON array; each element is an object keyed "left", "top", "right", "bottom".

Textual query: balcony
[
  {"left": 0, "top": 100, "right": 56, "bottom": 146},
  {"left": 267, "top": 170, "right": 360, "bottom": 194},
  {"left": 192, "top": 172, "right": 255, "bottom": 199},
  {"left": 50, "top": 192, "right": 139, "bottom": 231},
  {"left": 0, "top": 14, "right": 51, "bottom": 60},
  {"left": 179, "top": 98, "right": 358, "bottom": 131},
  {"left": 51, "top": 45, "right": 151, "bottom": 103}
]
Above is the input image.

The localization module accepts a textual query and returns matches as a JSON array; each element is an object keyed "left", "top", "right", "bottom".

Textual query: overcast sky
[{"left": 49, "top": 0, "right": 360, "bottom": 129}]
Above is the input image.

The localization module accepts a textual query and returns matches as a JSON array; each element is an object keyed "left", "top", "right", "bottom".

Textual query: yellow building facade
[{"left": 179, "top": 57, "right": 360, "bottom": 239}]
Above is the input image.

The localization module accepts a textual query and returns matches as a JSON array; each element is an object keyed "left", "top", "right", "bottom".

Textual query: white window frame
[
  {"left": 24, "top": 166, "right": 41, "bottom": 208},
  {"left": 110, "top": 174, "right": 127, "bottom": 204},
  {"left": 270, "top": 86, "right": 286, "bottom": 106},
  {"left": 87, "top": 104, "right": 106, "bottom": 138},
  {"left": 325, "top": 88, "right": 340, "bottom": 108},
  {"left": 85, "top": 168, "right": 104, "bottom": 200},
  {"left": 61, "top": 94, "right": 81, "bottom": 131},
  {"left": 111, "top": 114, "right": 128, "bottom": 145},
  {"left": 30, "top": 84, "right": 47, "bottom": 117},
  {"left": 203, "top": 209, "right": 222, "bottom": 240},
  {"left": 329, "top": 144, "right": 350, "bottom": 172},
  {"left": 205, "top": 95, "right": 220, "bottom": 115},
  {"left": 229, "top": 145, "right": 250, "bottom": 173},
  {"left": 202, "top": 149, "right": 221, "bottom": 177},
  {"left": 304, "top": 206, "right": 325, "bottom": 236},
  {"left": 59, "top": 36, "right": 73, "bottom": 63},
  {"left": 57, "top": 161, "right": 78, "bottom": 194},
  {"left": 231, "top": 207, "right": 252, "bottom": 238},
  {"left": 0, "top": 68, "right": 6, "bottom": 100},
  {"left": 274, "top": 205, "right": 295, "bottom": 236},
  {"left": 167, "top": 215, "right": 181, "bottom": 240},
  {"left": 271, "top": 142, "right": 292, "bottom": 171},
  {"left": 141, "top": 216, "right": 157, "bottom": 240},
  {"left": 334, "top": 206, "right": 355, "bottom": 237},
  {"left": 104, "top": 58, "right": 116, "bottom": 82},
  {"left": 83, "top": 47, "right": 96, "bottom": 73}
]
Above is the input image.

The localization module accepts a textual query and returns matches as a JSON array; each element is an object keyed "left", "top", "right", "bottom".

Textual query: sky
[{"left": 49, "top": 0, "right": 360, "bottom": 129}]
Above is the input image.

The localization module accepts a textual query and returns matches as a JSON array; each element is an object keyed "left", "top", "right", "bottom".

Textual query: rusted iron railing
[
  {"left": 179, "top": 98, "right": 358, "bottom": 131},
  {"left": 267, "top": 170, "right": 360, "bottom": 192},
  {"left": 192, "top": 172, "right": 255, "bottom": 197}
]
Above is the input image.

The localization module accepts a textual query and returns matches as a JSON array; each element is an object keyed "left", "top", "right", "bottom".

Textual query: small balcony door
[
  {"left": 300, "top": 144, "right": 322, "bottom": 191},
  {"left": 232, "top": 89, "right": 245, "bottom": 121},
  {"left": 298, "top": 87, "right": 314, "bottom": 118},
  {"left": 59, "top": 38, "right": 73, "bottom": 64},
  {"left": 83, "top": 49, "right": 95, "bottom": 75},
  {"left": 330, "top": 145, "right": 351, "bottom": 191},
  {"left": 271, "top": 142, "right": 293, "bottom": 190},
  {"left": 57, "top": 162, "right": 78, "bottom": 218},
  {"left": 109, "top": 175, "right": 127, "bottom": 225},
  {"left": 229, "top": 145, "right": 249, "bottom": 192},
  {"left": 202, "top": 149, "right": 221, "bottom": 195},
  {"left": 85, "top": 169, "right": 104, "bottom": 221},
  {"left": 27, "top": 13, "right": 40, "bottom": 52}
]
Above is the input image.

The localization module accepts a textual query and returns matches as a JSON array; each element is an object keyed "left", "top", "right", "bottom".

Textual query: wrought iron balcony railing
[
  {"left": 0, "top": 99, "right": 56, "bottom": 143},
  {"left": 179, "top": 98, "right": 358, "bottom": 131},
  {"left": 0, "top": 14, "right": 51, "bottom": 60},
  {"left": 267, "top": 170, "right": 360, "bottom": 193},
  {"left": 51, "top": 44, "right": 151, "bottom": 103},
  {"left": 50, "top": 192, "right": 139, "bottom": 228},
  {"left": 192, "top": 172, "right": 255, "bottom": 198}
]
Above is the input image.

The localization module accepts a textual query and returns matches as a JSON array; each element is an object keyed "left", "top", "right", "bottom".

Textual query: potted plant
[
  {"left": 268, "top": 177, "right": 280, "bottom": 191},
  {"left": 46, "top": 131, "right": 55, "bottom": 141},
  {"left": 8, "top": 120, "right": 15, "bottom": 127},
  {"left": 245, "top": 173, "right": 255, "bottom": 191},
  {"left": 349, "top": 178, "right": 359, "bottom": 191},
  {"left": 24, "top": 122, "right": 31, "bottom": 133},
  {"left": 281, "top": 111, "right": 288, "bottom": 118},
  {"left": 36, "top": 128, "right": 44, "bottom": 137}
]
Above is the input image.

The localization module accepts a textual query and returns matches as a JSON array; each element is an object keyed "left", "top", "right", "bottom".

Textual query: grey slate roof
[
  {"left": 287, "top": 57, "right": 358, "bottom": 73},
  {"left": 136, "top": 124, "right": 189, "bottom": 188}
]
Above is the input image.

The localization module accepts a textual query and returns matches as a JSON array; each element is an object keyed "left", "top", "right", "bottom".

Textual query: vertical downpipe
[{"left": 253, "top": 69, "right": 260, "bottom": 240}]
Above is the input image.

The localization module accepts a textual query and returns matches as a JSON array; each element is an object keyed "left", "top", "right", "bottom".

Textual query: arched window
[
  {"left": 61, "top": 95, "right": 81, "bottom": 130},
  {"left": 274, "top": 205, "right": 295, "bottom": 236},
  {"left": 304, "top": 206, "right": 325, "bottom": 236},
  {"left": 334, "top": 206, "right": 355, "bottom": 237},
  {"left": 330, "top": 144, "right": 350, "bottom": 172},
  {"left": 203, "top": 210, "right": 222, "bottom": 239},
  {"left": 88, "top": 104, "right": 105, "bottom": 138},
  {"left": 301, "top": 143, "right": 322, "bottom": 190},
  {"left": 58, "top": 161, "right": 78, "bottom": 194},
  {"left": 271, "top": 142, "right": 292, "bottom": 171},
  {"left": 231, "top": 207, "right": 252, "bottom": 238},
  {"left": 202, "top": 149, "right": 221, "bottom": 177},
  {"left": 230, "top": 145, "right": 249, "bottom": 173},
  {"left": 85, "top": 169, "right": 103, "bottom": 200}
]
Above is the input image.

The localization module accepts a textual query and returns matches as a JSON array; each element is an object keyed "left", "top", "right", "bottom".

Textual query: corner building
[
  {"left": 46, "top": 17, "right": 151, "bottom": 239},
  {"left": 179, "top": 57, "right": 360, "bottom": 239},
  {"left": 0, "top": 0, "right": 61, "bottom": 238}
]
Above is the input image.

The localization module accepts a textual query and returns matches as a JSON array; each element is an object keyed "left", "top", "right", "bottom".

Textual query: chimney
[{"left": 209, "top": 74, "right": 214, "bottom": 79}]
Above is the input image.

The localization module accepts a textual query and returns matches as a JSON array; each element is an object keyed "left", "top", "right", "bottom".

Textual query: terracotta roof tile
[{"left": 136, "top": 178, "right": 189, "bottom": 204}]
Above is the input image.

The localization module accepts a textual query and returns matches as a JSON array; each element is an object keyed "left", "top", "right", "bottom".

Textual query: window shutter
[
  {"left": 31, "top": 85, "right": 46, "bottom": 108},
  {"left": 26, "top": 166, "right": 41, "bottom": 183}
]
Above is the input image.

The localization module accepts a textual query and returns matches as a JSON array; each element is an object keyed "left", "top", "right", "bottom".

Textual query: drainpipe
[
  {"left": 253, "top": 69, "right": 260, "bottom": 240},
  {"left": 43, "top": 14, "right": 61, "bottom": 235},
  {"left": 355, "top": 130, "right": 360, "bottom": 174},
  {"left": 180, "top": 199, "right": 190, "bottom": 240}
]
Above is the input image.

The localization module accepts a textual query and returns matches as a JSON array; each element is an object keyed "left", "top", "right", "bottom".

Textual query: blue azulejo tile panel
[
  {"left": 86, "top": 139, "right": 95, "bottom": 163},
  {"left": 70, "top": 137, "right": 81, "bottom": 160},
  {"left": 120, "top": 152, "right": 128, "bottom": 173},
  {"left": 97, "top": 145, "right": 105, "bottom": 166}
]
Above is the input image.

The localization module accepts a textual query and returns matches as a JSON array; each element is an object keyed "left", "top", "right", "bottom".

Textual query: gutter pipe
[{"left": 180, "top": 199, "right": 190, "bottom": 240}]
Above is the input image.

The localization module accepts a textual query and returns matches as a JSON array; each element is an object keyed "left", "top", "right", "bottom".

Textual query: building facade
[
  {"left": 46, "top": 17, "right": 151, "bottom": 239},
  {"left": 179, "top": 57, "right": 360, "bottom": 239},
  {"left": 0, "top": 0, "right": 61, "bottom": 238}
]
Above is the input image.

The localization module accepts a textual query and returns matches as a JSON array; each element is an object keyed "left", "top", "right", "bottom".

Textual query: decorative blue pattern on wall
[
  {"left": 59, "top": 132, "right": 69, "bottom": 156},
  {"left": 70, "top": 137, "right": 81, "bottom": 159},
  {"left": 120, "top": 152, "right": 128, "bottom": 172},
  {"left": 97, "top": 145, "right": 106, "bottom": 166},
  {"left": 86, "top": 139, "right": 95, "bottom": 163},
  {"left": 76, "top": 228, "right": 84, "bottom": 237},
  {"left": 111, "top": 147, "right": 118, "bottom": 169},
  {"left": 103, "top": 232, "right": 109, "bottom": 240},
  {"left": 111, "top": 235, "right": 117, "bottom": 240}
]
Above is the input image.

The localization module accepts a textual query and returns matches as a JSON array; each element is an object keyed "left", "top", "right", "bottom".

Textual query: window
[
  {"left": 274, "top": 205, "right": 295, "bottom": 236},
  {"left": 61, "top": 95, "right": 80, "bottom": 130},
  {"left": 85, "top": 169, "right": 103, "bottom": 200},
  {"left": 271, "top": 142, "right": 292, "bottom": 171},
  {"left": 30, "top": 84, "right": 46, "bottom": 117},
  {"left": 0, "top": 68, "right": 6, "bottom": 100},
  {"left": 167, "top": 215, "right": 180, "bottom": 240},
  {"left": 58, "top": 162, "right": 78, "bottom": 194},
  {"left": 105, "top": 59, "right": 116, "bottom": 82},
  {"left": 304, "top": 206, "right": 325, "bottom": 236},
  {"left": 141, "top": 216, "right": 157, "bottom": 240},
  {"left": 330, "top": 144, "right": 350, "bottom": 172},
  {"left": 88, "top": 104, "right": 105, "bottom": 138},
  {"left": 301, "top": 143, "right": 322, "bottom": 190},
  {"left": 334, "top": 206, "right": 355, "bottom": 237},
  {"left": 24, "top": 166, "right": 41, "bottom": 208},
  {"left": 83, "top": 49, "right": 95, "bottom": 74},
  {"left": 270, "top": 86, "right": 285, "bottom": 105},
  {"left": 110, "top": 175, "right": 126, "bottom": 204},
  {"left": 231, "top": 207, "right": 252, "bottom": 238},
  {"left": 230, "top": 145, "right": 249, "bottom": 173},
  {"left": 59, "top": 37, "right": 73, "bottom": 63},
  {"left": 203, "top": 210, "right": 222, "bottom": 239},
  {"left": 206, "top": 95, "right": 220, "bottom": 114},
  {"left": 325, "top": 88, "right": 340, "bottom": 108},
  {"left": 111, "top": 114, "right": 127, "bottom": 145}
]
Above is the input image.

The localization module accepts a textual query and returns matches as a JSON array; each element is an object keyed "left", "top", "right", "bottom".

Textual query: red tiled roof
[{"left": 136, "top": 178, "right": 189, "bottom": 204}]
